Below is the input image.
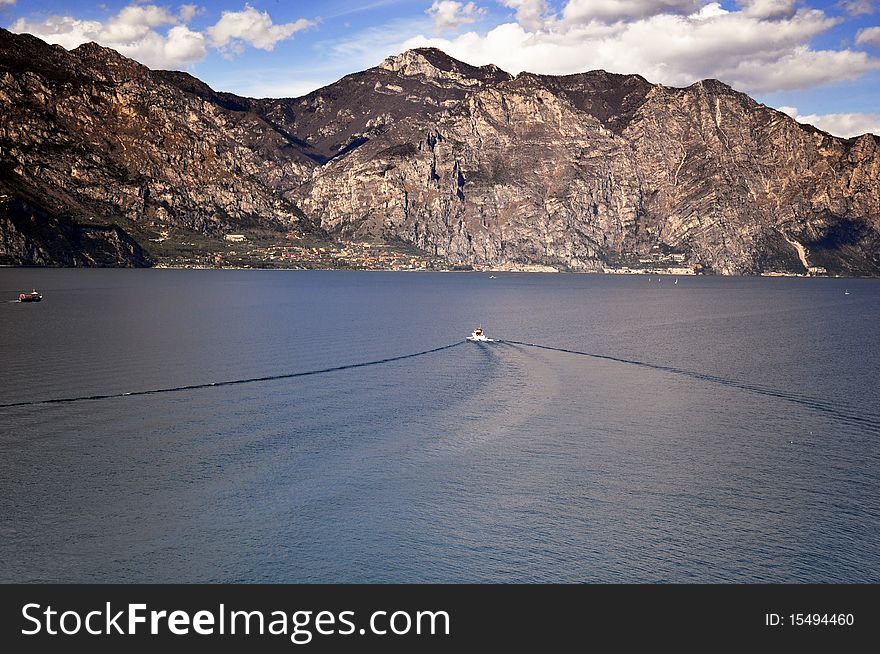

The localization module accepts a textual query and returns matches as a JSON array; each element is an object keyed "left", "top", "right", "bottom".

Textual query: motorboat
[
  {"left": 18, "top": 290, "right": 42, "bottom": 303},
  {"left": 467, "top": 326, "right": 493, "bottom": 342}
]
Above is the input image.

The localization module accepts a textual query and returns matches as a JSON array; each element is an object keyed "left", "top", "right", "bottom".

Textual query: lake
[{"left": 1, "top": 269, "right": 878, "bottom": 582}]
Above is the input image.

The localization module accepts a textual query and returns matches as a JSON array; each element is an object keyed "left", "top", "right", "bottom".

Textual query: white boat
[
  {"left": 467, "top": 326, "right": 493, "bottom": 342},
  {"left": 845, "top": 289, "right": 850, "bottom": 295}
]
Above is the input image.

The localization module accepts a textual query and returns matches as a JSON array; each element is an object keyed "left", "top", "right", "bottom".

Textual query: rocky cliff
[
  {"left": 1, "top": 29, "right": 878, "bottom": 274},
  {"left": 297, "top": 54, "right": 880, "bottom": 275},
  {"left": 0, "top": 195, "right": 149, "bottom": 267}
]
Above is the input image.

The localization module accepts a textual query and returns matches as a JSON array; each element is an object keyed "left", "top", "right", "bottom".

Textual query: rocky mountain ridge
[{"left": 1, "top": 29, "right": 878, "bottom": 274}]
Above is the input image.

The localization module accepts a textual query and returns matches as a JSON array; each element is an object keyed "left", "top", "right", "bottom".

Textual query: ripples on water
[{"left": 0, "top": 270, "right": 878, "bottom": 582}]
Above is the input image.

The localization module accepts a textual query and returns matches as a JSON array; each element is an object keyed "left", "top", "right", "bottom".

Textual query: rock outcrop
[
  {"left": 1, "top": 29, "right": 878, "bottom": 274},
  {"left": 0, "top": 195, "right": 149, "bottom": 266}
]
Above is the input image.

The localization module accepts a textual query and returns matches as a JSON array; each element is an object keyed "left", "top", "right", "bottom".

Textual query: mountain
[
  {"left": 0, "top": 30, "right": 310, "bottom": 267},
  {"left": 1, "top": 29, "right": 879, "bottom": 275}
]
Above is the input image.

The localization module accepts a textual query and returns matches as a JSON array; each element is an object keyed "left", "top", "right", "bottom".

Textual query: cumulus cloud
[
  {"left": 10, "top": 3, "right": 312, "bottom": 69},
  {"left": 207, "top": 5, "right": 314, "bottom": 51},
  {"left": 499, "top": 0, "right": 553, "bottom": 30},
  {"left": 0, "top": 0, "right": 17, "bottom": 6},
  {"left": 737, "top": 0, "right": 798, "bottom": 20},
  {"left": 100, "top": 5, "right": 179, "bottom": 43},
  {"left": 390, "top": 1, "right": 880, "bottom": 94},
  {"left": 10, "top": 4, "right": 207, "bottom": 68},
  {"left": 779, "top": 106, "right": 880, "bottom": 137},
  {"left": 856, "top": 26, "right": 880, "bottom": 46},
  {"left": 427, "top": 1, "right": 486, "bottom": 31},
  {"left": 10, "top": 15, "right": 104, "bottom": 51},
  {"left": 838, "top": 0, "right": 874, "bottom": 15},
  {"left": 126, "top": 24, "right": 207, "bottom": 69},
  {"left": 179, "top": 4, "right": 201, "bottom": 23},
  {"left": 563, "top": 1, "right": 702, "bottom": 25}
]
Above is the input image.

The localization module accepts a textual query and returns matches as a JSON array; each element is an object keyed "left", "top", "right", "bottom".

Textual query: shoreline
[{"left": 0, "top": 264, "right": 874, "bottom": 279}]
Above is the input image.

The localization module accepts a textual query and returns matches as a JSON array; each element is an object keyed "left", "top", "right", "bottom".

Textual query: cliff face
[
  {"left": 0, "top": 196, "right": 149, "bottom": 267},
  {"left": 298, "top": 55, "right": 880, "bottom": 275},
  {"left": 2, "top": 29, "right": 879, "bottom": 274}
]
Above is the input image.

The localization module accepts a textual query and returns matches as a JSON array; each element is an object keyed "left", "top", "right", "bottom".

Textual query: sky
[{"left": 3, "top": 0, "right": 880, "bottom": 137}]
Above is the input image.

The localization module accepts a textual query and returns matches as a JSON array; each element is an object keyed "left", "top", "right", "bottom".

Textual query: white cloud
[
  {"left": 10, "top": 4, "right": 207, "bottom": 68},
  {"left": 99, "top": 5, "right": 178, "bottom": 44},
  {"left": 10, "top": 4, "right": 205, "bottom": 68},
  {"left": 386, "top": 2, "right": 880, "bottom": 94},
  {"left": 10, "top": 3, "right": 313, "bottom": 69},
  {"left": 856, "top": 26, "right": 880, "bottom": 46},
  {"left": 179, "top": 4, "right": 202, "bottom": 23},
  {"left": 779, "top": 105, "right": 880, "bottom": 137},
  {"left": 11, "top": 15, "right": 104, "bottom": 51},
  {"left": 737, "top": 0, "right": 798, "bottom": 20},
  {"left": 838, "top": 0, "right": 874, "bottom": 16},
  {"left": 126, "top": 24, "right": 207, "bottom": 69},
  {"left": 499, "top": 0, "right": 552, "bottom": 30},
  {"left": 563, "top": 1, "right": 701, "bottom": 25},
  {"left": 0, "top": 0, "right": 17, "bottom": 6},
  {"left": 692, "top": 2, "right": 730, "bottom": 19},
  {"left": 207, "top": 4, "right": 314, "bottom": 51},
  {"left": 719, "top": 45, "right": 878, "bottom": 91},
  {"left": 427, "top": 1, "right": 486, "bottom": 31}
]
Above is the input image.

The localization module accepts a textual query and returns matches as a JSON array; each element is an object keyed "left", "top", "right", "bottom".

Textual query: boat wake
[
  {"left": 502, "top": 339, "right": 880, "bottom": 434},
  {"left": 0, "top": 341, "right": 465, "bottom": 409},
  {"left": 4, "top": 331, "right": 876, "bottom": 435}
]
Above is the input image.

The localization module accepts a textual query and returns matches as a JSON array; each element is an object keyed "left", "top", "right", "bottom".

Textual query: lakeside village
[
  {"left": 150, "top": 234, "right": 827, "bottom": 276},
  {"left": 151, "top": 231, "right": 455, "bottom": 271},
  {"left": 151, "top": 232, "right": 697, "bottom": 273}
]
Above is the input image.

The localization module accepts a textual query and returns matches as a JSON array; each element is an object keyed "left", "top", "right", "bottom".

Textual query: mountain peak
[
  {"left": 379, "top": 48, "right": 511, "bottom": 85},
  {"left": 72, "top": 41, "right": 142, "bottom": 66},
  {"left": 689, "top": 78, "right": 738, "bottom": 95}
]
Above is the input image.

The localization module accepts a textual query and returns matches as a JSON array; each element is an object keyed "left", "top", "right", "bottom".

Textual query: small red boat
[{"left": 18, "top": 290, "right": 42, "bottom": 303}]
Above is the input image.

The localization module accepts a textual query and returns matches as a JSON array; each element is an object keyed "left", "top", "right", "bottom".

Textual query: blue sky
[{"left": 4, "top": 1, "right": 880, "bottom": 135}]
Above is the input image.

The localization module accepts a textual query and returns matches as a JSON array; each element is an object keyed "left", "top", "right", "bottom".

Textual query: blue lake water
[{"left": 0, "top": 269, "right": 878, "bottom": 582}]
